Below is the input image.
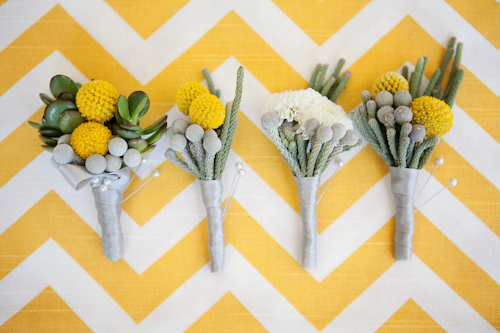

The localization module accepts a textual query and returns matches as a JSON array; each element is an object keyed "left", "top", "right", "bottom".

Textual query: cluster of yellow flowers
[
  {"left": 410, "top": 96, "right": 453, "bottom": 138},
  {"left": 71, "top": 80, "right": 118, "bottom": 159},
  {"left": 372, "top": 71, "right": 409, "bottom": 96},
  {"left": 176, "top": 81, "right": 225, "bottom": 129}
]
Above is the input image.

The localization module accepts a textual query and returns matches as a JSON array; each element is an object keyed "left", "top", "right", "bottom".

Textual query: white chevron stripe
[
  {"left": 0, "top": 242, "right": 493, "bottom": 332},
  {"left": 0, "top": 0, "right": 499, "bottom": 93},
  {"left": 0, "top": 241, "right": 317, "bottom": 332},
  {"left": 324, "top": 256, "right": 496, "bottom": 333}
]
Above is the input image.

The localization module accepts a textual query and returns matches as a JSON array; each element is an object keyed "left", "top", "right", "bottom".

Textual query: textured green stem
[
  {"left": 320, "top": 77, "right": 335, "bottom": 97},
  {"left": 444, "top": 68, "right": 465, "bottom": 108},
  {"left": 418, "top": 145, "right": 437, "bottom": 169},
  {"left": 308, "top": 64, "right": 321, "bottom": 88},
  {"left": 368, "top": 118, "right": 394, "bottom": 166},
  {"left": 314, "top": 138, "right": 336, "bottom": 176},
  {"left": 436, "top": 46, "right": 455, "bottom": 90},
  {"left": 409, "top": 136, "right": 439, "bottom": 169},
  {"left": 202, "top": 68, "right": 216, "bottom": 95},
  {"left": 189, "top": 141, "right": 205, "bottom": 178},
  {"left": 329, "top": 71, "right": 351, "bottom": 103},
  {"left": 406, "top": 141, "right": 415, "bottom": 165},
  {"left": 296, "top": 134, "right": 307, "bottom": 177},
  {"left": 350, "top": 109, "right": 380, "bottom": 153},
  {"left": 307, "top": 141, "right": 323, "bottom": 177},
  {"left": 402, "top": 66, "right": 409, "bottom": 81},
  {"left": 410, "top": 56, "right": 426, "bottom": 99},
  {"left": 366, "top": 100, "right": 377, "bottom": 119},
  {"left": 268, "top": 126, "right": 301, "bottom": 176},
  {"left": 315, "top": 63, "right": 328, "bottom": 91},
  {"left": 361, "top": 91, "right": 372, "bottom": 105},
  {"left": 398, "top": 123, "right": 412, "bottom": 167},
  {"left": 423, "top": 69, "right": 441, "bottom": 96},
  {"left": 386, "top": 128, "right": 398, "bottom": 166},
  {"left": 443, "top": 42, "right": 463, "bottom": 101},
  {"left": 165, "top": 148, "right": 199, "bottom": 177},
  {"left": 331, "top": 58, "right": 345, "bottom": 79},
  {"left": 204, "top": 153, "right": 216, "bottom": 180},
  {"left": 180, "top": 149, "right": 202, "bottom": 178}
]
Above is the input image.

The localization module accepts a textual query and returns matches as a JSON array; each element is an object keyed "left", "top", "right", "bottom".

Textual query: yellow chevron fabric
[{"left": 0, "top": 0, "right": 499, "bottom": 332}]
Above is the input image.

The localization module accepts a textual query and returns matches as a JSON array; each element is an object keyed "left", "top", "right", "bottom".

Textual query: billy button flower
[
  {"left": 188, "top": 93, "right": 226, "bottom": 129},
  {"left": 372, "top": 71, "right": 409, "bottom": 96},
  {"left": 70, "top": 122, "right": 113, "bottom": 160},
  {"left": 76, "top": 80, "right": 119, "bottom": 122},
  {"left": 410, "top": 96, "right": 453, "bottom": 138},
  {"left": 176, "top": 81, "right": 210, "bottom": 115}
]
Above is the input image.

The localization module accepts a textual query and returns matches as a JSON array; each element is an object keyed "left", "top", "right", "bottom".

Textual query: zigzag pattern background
[{"left": 0, "top": 0, "right": 499, "bottom": 331}]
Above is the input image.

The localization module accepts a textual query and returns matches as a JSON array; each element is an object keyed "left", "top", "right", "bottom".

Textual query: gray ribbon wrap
[
  {"left": 56, "top": 161, "right": 130, "bottom": 261},
  {"left": 389, "top": 167, "right": 420, "bottom": 261},
  {"left": 294, "top": 176, "right": 320, "bottom": 269},
  {"left": 199, "top": 180, "right": 225, "bottom": 273}
]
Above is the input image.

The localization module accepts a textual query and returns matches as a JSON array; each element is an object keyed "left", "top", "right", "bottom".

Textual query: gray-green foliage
[{"left": 308, "top": 58, "right": 350, "bottom": 103}]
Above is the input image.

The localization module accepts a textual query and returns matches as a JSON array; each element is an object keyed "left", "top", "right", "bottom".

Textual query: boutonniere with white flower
[{"left": 261, "top": 59, "right": 360, "bottom": 269}]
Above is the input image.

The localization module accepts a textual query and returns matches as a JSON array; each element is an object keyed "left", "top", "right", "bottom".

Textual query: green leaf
[
  {"left": 128, "top": 91, "right": 150, "bottom": 122},
  {"left": 57, "top": 92, "right": 76, "bottom": 103},
  {"left": 39, "top": 93, "right": 54, "bottom": 105},
  {"left": 119, "top": 122, "right": 141, "bottom": 132},
  {"left": 146, "top": 123, "right": 167, "bottom": 145},
  {"left": 112, "top": 122, "right": 141, "bottom": 140},
  {"left": 43, "top": 100, "right": 77, "bottom": 128},
  {"left": 58, "top": 110, "right": 85, "bottom": 134},
  {"left": 39, "top": 128, "right": 64, "bottom": 137},
  {"left": 117, "top": 94, "right": 131, "bottom": 121},
  {"left": 136, "top": 115, "right": 167, "bottom": 136},
  {"left": 140, "top": 145, "right": 155, "bottom": 157},
  {"left": 128, "top": 138, "right": 148, "bottom": 151},
  {"left": 28, "top": 121, "right": 44, "bottom": 129},
  {"left": 41, "top": 145, "right": 54, "bottom": 153},
  {"left": 49, "top": 75, "right": 78, "bottom": 98},
  {"left": 39, "top": 135, "right": 58, "bottom": 147}
]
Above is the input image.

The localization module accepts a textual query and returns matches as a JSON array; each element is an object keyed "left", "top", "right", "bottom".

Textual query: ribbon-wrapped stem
[
  {"left": 199, "top": 180, "right": 225, "bottom": 273},
  {"left": 294, "top": 176, "right": 320, "bottom": 269},
  {"left": 57, "top": 163, "right": 130, "bottom": 261},
  {"left": 389, "top": 167, "right": 420, "bottom": 261}
]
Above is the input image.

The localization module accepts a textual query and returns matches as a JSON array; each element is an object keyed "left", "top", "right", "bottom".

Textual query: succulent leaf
[
  {"left": 39, "top": 135, "right": 58, "bottom": 147},
  {"left": 140, "top": 145, "right": 155, "bottom": 156},
  {"left": 39, "top": 128, "right": 64, "bottom": 137},
  {"left": 117, "top": 94, "right": 131, "bottom": 121},
  {"left": 28, "top": 121, "right": 44, "bottom": 129},
  {"left": 49, "top": 75, "right": 78, "bottom": 98},
  {"left": 146, "top": 123, "right": 167, "bottom": 145},
  {"left": 39, "top": 93, "right": 54, "bottom": 105},
  {"left": 128, "top": 91, "right": 150, "bottom": 122},
  {"left": 112, "top": 122, "right": 141, "bottom": 139},
  {"left": 136, "top": 115, "right": 168, "bottom": 135},
  {"left": 41, "top": 145, "right": 54, "bottom": 153},
  {"left": 128, "top": 138, "right": 148, "bottom": 151},
  {"left": 57, "top": 92, "right": 76, "bottom": 103},
  {"left": 44, "top": 100, "right": 77, "bottom": 128},
  {"left": 58, "top": 110, "right": 86, "bottom": 134},
  {"left": 119, "top": 122, "right": 142, "bottom": 132}
]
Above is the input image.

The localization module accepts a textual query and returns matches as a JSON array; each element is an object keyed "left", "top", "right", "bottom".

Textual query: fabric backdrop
[{"left": 0, "top": 0, "right": 499, "bottom": 332}]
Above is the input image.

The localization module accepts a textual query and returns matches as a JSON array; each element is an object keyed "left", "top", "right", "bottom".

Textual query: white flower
[
  {"left": 262, "top": 88, "right": 319, "bottom": 122},
  {"left": 262, "top": 88, "right": 353, "bottom": 139}
]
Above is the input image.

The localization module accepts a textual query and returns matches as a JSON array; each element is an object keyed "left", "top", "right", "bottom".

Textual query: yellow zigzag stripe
[
  {"left": 0, "top": 286, "right": 93, "bottom": 333},
  {"left": 185, "top": 292, "right": 268, "bottom": 333},
  {"left": 1, "top": 190, "right": 499, "bottom": 329},
  {"left": 376, "top": 298, "right": 446, "bottom": 332},
  {"left": 445, "top": 0, "right": 500, "bottom": 49}
]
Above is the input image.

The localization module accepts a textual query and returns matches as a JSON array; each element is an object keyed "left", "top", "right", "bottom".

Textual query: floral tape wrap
[
  {"left": 294, "top": 176, "right": 320, "bottom": 269},
  {"left": 199, "top": 180, "right": 225, "bottom": 273},
  {"left": 56, "top": 161, "right": 130, "bottom": 261},
  {"left": 389, "top": 167, "right": 420, "bottom": 261}
]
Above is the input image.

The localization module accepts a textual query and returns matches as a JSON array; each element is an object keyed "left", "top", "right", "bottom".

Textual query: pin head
[
  {"left": 436, "top": 157, "right": 444, "bottom": 165},
  {"left": 100, "top": 184, "right": 108, "bottom": 192},
  {"left": 448, "top": 178, "right": 457, "bottom": 187},
  {"left": 103, "top": 178, "right": 112, "bottom": 186},
  {"left": 153, "top": 169, "right": 160, "bottom": 178},
  {"left": 334, "top": 157, "right": 345, "bottom": 167},
  {"left": 238, "top": 169, "right": 246, "bottom": 177},
  {"left": 235, "top": 162, "right": 243, "bottom": 170},
  {"left": 91, "top": 177, "right": 100, "bottom": 184}
]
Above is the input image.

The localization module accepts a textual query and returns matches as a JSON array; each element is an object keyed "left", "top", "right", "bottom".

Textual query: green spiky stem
[
  {"left": 418, "top": 145, "right": 437, "bottom": 169},
  {"left": 436, "top": 45, "right": 455, "bottom": 90},
  {"left": 202, "top": 68, "right": 216, "bottom": 95},
  {"left": 368, "top": 118, "right": 394, "bottom": 166},
  {"left": 165, "top": 148, "right": 200, "bottom": 178},
  {"left": 214, "top": 67, "right": 244, "bottom": 179},
  {"left": 189, "top": 141, "right": 205, "bottom": 178},
  {"left": 215, "top": 89, "right": 221, "bottom": 98},
  {"left": 402, "top": 65, "right": 409, "bottom": 81},
  {"left": 289, "top": 140, "right": 297, "bottom": 165},
  {"left": 283, "top": 125, "right": 295, "bottom": 142},
  {"left": 361, "top": 91, "right": 372, "bottom": 105},
  {"left": 308, "top": 64, "right": 321, "bottom": 88},
  {"left": 410, "top": 56, "right": 426, "bottom": 99},
  {"left": 329, "top": 71, "right": 351, "bottom": 103},
  {"left": 180, "top": 149, "right": 202, "bottom": 178},
  {"left": 282, "top": 138, "right": 289, "bottom": 149},
  {"left": 350, "top": 109, "right": 379, "bottom": 151},
  {"left": 432, "top": 88, "right": 441, "bottom": 99},
  {"left": 423, "top": 68, "right": 441, "bottom": 96},
  {"left": 443, "top": 42, "right": 463, "bottom": 101},
  {"left": 315, "top": 63, "right": 329, "bottom": 91},
  {"left": 267, "top": 126, "right": 301, "bottom": 175},
  {"left": 398, "top": 123, "right": 412, "bottom": 168},
  {"left": 406, "top": 141, "right": 415, "bottom": 165},
  {"left": 366, "top": 100, "right": 377, "bottom": 119},
  {"left": 306, "top": 141, "right": 323, "bottom": 177},
  {"left": 386, "top": 128, "right": 398, "bottom": 165},
  {"left": 296, "top": 134, "right": 307, "bottom": 177},
  {"left": 331, "top": 58, "right": 345, "bottom": 79},
  {"left": 320, "top": 77, "right": 335, "bottom": 97},
  {"left": 204, "top": 152, "right": 216, "bottom": 180},
  {"left": 314, "top": 138, "right": 336, "bottom": 176},
  {"left": 357, "top": 105, "right": 377, "bottom": 144},
  {"left": 444, "top": 68, "right": 465, "bottom": 108},
  {"left": 409, "top": 136, "right": 439, "bottom": 169}
]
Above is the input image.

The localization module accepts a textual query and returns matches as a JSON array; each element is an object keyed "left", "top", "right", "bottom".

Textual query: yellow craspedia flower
[
  {"left": 410, "top": 96, "right": 453, "bottom": 138},
  {"left": 76, "top": 80, "right": 119, "bottom": 122},
  {"left": 176, "top": 81, "right": 210, "bottom": 115},
  {"left": 70, "top": 122, "right": 113, "bottom": 160},
  {"left": 372, "top": 71, "right": 409, "bottom": 96},
  {"left": 189, "top": 94, "right": 226, "bottom": 129}
]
